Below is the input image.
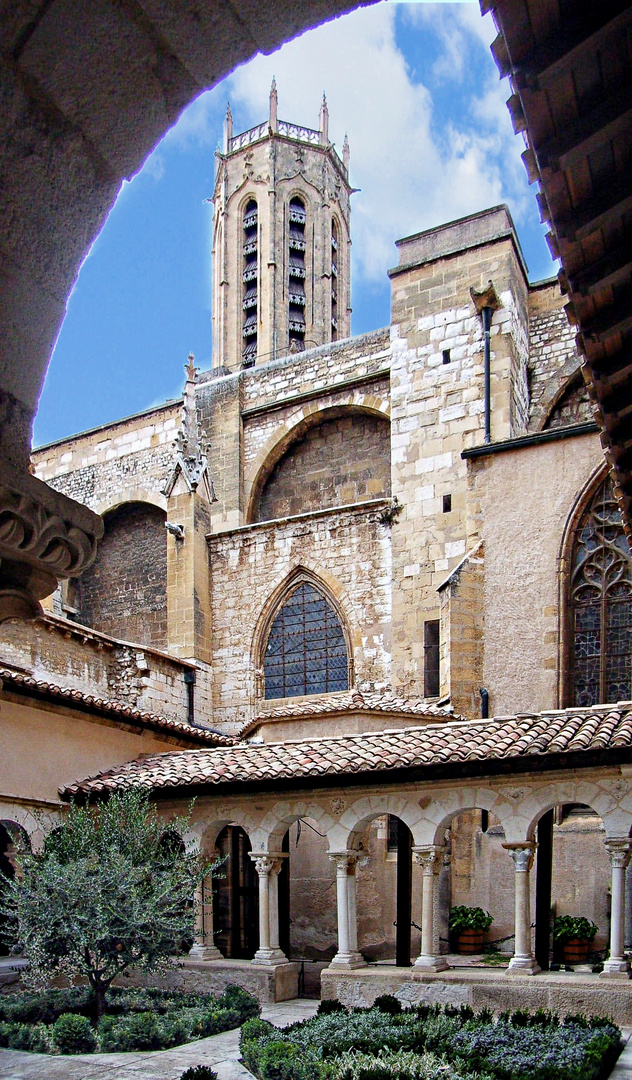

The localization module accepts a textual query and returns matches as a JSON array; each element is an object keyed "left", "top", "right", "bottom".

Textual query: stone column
[
  {"left": 504, "top": 842, "right": 540, "bottom": 974},
  {"left": 189, "top": 875, "right": 222, "bottom": 960},
  {"left": 251, "top": 854, "right": 288, "bottom": 965},
  {"left": 601, "top": 839, "right": 632, "bottom": 979},
  {"left": 412, "top": 846, "right": 448, "bottom": 971},
  {"left": 328, "top": 852, "right": 366, "bottom": 967}
]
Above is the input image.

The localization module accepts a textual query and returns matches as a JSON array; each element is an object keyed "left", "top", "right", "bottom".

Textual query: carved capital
[
  {"left": 0, "top": 464, "right": 103, "bottom": 622},
  {"left": 328, "top": 850, "right": 360, "bottom": 874},
  {"left": 504, "top": 842, "right": 536, "bottom": 873},
  {"left": 251, "top": 853, "right": 284, "bottom": 877},
  {"left": 412, "top": 846, "right": 445, "bottom": 875},
  {"left": 605, "top": 839, "right": 632, "bottom": 870}
]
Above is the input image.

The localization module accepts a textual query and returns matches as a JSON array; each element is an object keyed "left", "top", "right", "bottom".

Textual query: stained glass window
[
  {"left": 570, "top": 476, "right": 632, "bottom": 705},
  {"left": 264, "top": 582, "right": 348, "bottom": 699}
]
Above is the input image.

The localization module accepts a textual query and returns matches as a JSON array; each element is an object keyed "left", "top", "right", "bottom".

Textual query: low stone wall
[
  {"left": 123, "top": 958, "right": 299, "bottom": 1004},
  {"left": 321, "top": 966, "right": 632, "bottom": 1026}
]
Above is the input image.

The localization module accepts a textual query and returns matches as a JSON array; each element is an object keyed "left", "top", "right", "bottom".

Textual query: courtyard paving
[{"left": 0, "top": 998, "right": 319, "bottom": 1080}]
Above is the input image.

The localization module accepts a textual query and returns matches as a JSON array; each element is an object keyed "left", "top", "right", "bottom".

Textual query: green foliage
[
  {"left": 180, "top": 1069, "right": 219, "bottom": 1080},
  {"left": 553, "top": 917, "right": 599, "bottom": 943},
  {"left": 449, "top": 906, "right": 494, "bottom": 932},
  {"left": 242, "top": 1002, "right": 622, "bottom": 1080},
  {"left": 0, "top": 984, "right": 258, "bottom": 1055},
  {"left": 373, "top": 995, "right": 402, "bottom": 1015},
  {"left": 317, "top": 999, "right": 347, "bottom": 1016},
  {"left": 52, "top": 1013, "right": 98, "bottom": 1054},
  {"left": 0, "top": 790, "right": 218, "bottom": 1019}
]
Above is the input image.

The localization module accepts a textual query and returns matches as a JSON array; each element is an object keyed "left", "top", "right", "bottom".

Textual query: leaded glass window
[
  {"left": 264, "top": 582, "right": 348, "bottom": 699},
  {"left": 570, "top": 476, "right": 632, "bottom": 705}
]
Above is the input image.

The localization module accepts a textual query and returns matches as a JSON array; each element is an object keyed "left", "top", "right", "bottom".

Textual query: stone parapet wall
[
  {"left": 31, "top": 402, "right": 180, "bottom": 512},
  {"left": 0, "top": 615, "right": 193, "bottom": 724},
  {"left": 528, "top": 282, "right": 580, "bottom": 430}
]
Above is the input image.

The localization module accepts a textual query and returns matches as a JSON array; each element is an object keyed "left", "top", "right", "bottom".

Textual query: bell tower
[{"left": 212, "top": 82, "right": 353, "bottom": 371}]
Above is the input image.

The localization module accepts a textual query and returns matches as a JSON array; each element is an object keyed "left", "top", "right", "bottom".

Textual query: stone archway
[{"left": 0, "top": 0, "right": 374, "bottom": 620}]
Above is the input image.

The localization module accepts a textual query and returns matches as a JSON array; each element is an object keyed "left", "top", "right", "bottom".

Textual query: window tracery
[
  {"left": 263, "top": 581, "right": 348, "bottom": 699},
  {"left": 570, "top": 475, "right": 632, "bottom": 705},
  {"left": 288, "top": 197, "right": 306, "bottom": 351},
  {"left": 242, "top": 199, "right": 258, "bottom": 367}
]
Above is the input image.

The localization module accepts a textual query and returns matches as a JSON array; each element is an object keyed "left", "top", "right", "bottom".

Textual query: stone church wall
[
  {"left": 527, "top": 280, "right": 581, "bottom": 430},
  {"left": 208, "top": 504, "right": 392, "bottom": 727}
]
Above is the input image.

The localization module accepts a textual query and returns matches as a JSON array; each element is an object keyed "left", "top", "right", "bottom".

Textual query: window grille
[
  {"left": 570, "top": 475, "right": 632, "bottom": 705},
  {"left": 331, "top": 219, "right": 339, "bottom": 341},
  {"left": 264, "top": 582, "right": 348, "bottom": 699}
]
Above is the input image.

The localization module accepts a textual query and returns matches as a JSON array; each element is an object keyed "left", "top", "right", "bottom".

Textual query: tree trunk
[{"left": 93, "top": 981, "right": 107, "bottom": 1023}]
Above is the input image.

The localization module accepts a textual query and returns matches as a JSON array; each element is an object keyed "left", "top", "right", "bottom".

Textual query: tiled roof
[
  {"left": 239, "top": 689, "right": 457, "bottom": 736},
  {"left": 62, "top": 701, "right": 632, "bottom": 798},
  {"left": 0, "top": 668, "right": 232, "bottom": 747}
]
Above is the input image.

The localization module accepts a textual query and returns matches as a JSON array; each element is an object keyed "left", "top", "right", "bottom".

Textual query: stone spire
[
  {"left": 162, "top": 354, "right": 216, "bottom": 501},
  {"left": 319, "top": 92, "right": 329, "bottom": 144},
  {"left": 343, "top": 132, "right": 350, "bottom": 171},
  {"left": 269, "top": 76, "right": 278, "bottom": 132},
  {"left": 224, "top": 102, "right": 233, "bottom": 152}
]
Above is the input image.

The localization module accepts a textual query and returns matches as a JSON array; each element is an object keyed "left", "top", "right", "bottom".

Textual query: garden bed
[
  {"left": 0, "top": 983, "right": 259, "bottom": 1054},
  {"left": 240, "top": 996, "right": 622, "bottom": 1080}
]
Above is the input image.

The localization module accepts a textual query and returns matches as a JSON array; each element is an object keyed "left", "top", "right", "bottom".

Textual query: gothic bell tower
[{"left": 212, "top": 81, "right": 353, "bottom": 371}]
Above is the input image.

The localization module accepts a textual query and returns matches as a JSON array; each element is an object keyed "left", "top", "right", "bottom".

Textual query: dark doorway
[
  {"left": 214, "top": 826, "right": 259, "bottom": 958},
  {"left": 392, "top": 816, "right": 413, "bottom": 966},
  {"left": 279, "top": 830, "right": 291, "bottom": 958},
  {"left": 535, "top": 810, "right": 554, "bottom": 971}
]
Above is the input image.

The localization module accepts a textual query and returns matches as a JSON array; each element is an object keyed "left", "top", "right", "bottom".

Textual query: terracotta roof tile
[
  {"left": 0, "top": 668, "right": 232, "bottom": 747},
  {"left": 238, "top": 690, "right": 459, "bottom": 737},
  {"left": 61, "top": 701, "right": 632, "bottom": 798}
]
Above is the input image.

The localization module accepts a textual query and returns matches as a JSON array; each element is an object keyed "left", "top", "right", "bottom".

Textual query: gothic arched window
[
  {"left": 288, "top": 197, "right": 306, "bottom": 351},
  {"left": 570, "top": 475, "right": 632, "bottom": 705},
  {"left": 242, "top": 199, "right": 258, "bottom": 367},
  {"left": 264, "top": 582, "right": 348, "bottom": 699}
]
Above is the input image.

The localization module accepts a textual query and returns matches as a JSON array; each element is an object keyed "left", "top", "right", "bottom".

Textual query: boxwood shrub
[{"left": 0, "top": 983, "right": 260, "bottom": 1055}]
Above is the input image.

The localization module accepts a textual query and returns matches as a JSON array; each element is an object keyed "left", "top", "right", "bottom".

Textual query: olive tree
[{"left": 0, "top": 789, "right": 215, "bottom": 1020}]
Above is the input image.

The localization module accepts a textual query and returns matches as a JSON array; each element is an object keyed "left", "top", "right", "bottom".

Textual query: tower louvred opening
[
  {"left": 242, "top": 199, "right": 258, "bottom": 366},
  {"left": 288, "top": 197, "right": 306, "bottom": 352}
]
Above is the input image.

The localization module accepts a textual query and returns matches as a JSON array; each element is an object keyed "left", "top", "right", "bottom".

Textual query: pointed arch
[
  {"left": 252, "top": 567, "right": 353, "bottom": 701},
  {"left": 561, "top": 466, "right": 632, "bottom": 706}
]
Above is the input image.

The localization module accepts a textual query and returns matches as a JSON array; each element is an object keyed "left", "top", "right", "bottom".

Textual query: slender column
[
  {"left": 504, "top": 842, "right": 540, "bottom": 974},
  {"left": 328, "top": 851, "right": 366, "bottom": 967},
  {"left": 189, "top": 874, "right": 222, "bottom": 960},
  {"left": 412, "top": 846, "right": 448, "bottom": 971},
  {"left": 251, "top": 854, "right": 288, "bottom": 966},
  {"left": 601, "top": 839, "right": 632, "bottom": 979}
]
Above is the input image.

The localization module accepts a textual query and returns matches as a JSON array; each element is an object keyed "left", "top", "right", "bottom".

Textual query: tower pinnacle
[
  {"left": 224, "top": 103, "right": 233, "bottom": 152},
  {"left": 269, "top": 77, "right": 278, "bottom": 132},
  {"left": 319, "top": 92, "right": 329, "bottom": 144}
]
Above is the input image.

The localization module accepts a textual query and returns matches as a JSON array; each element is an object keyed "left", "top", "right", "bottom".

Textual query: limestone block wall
[
  {"left": 439, "top": 542, "right": 484, "bottom": 718},
  {"left": 207, "top": 504, "right": 392, "bottom": 727},
  {"left": 467, "top": 431, "right": 604, "bottom": 716},
  {"left": 32, "top": 402, "right": 179, "bottom": 512},
  {"left": 527, "top": 281, "right": 580, "bottom": 430}
]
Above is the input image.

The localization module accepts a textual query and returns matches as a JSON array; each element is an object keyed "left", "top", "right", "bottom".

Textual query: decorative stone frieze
[{"left": 0, "top": 463, "right": 103, "bottom": 622}]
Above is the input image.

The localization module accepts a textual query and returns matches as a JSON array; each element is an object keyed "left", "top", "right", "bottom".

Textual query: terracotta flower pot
[
  {"left": 456, "top": 929, "right": 485, "bottom": 954},
  {"left": 562, "top": 938, "right": 591, "bottom": 964}
]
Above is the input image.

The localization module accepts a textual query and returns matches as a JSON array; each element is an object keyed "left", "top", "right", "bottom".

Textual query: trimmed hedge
[
  {"left": 0, "top": 984, "right": 260, "bottom": 1055},
  {"left": 241, "top": 1001, "right": 621, "bottom": 1080}
]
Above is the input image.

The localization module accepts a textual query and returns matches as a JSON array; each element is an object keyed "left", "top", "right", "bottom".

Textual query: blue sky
[{"left": 33, "top": 1, "right": 556, "bottom": 448}]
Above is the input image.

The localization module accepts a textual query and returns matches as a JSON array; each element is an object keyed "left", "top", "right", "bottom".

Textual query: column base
[
  {"left": 414, "top": 955, "right": 449, "bottom": 972},
  {"left": 188, "top": 944, "right": 223, "bottom": 961},
  {"left": 600, "top": 959, "right": 631, "bottom": 979},
  {"left": 328, "top": 952, "right": 367, "bottom": 968},
  {"left": 252, "top": 948, "right": 289, "bottom": 966},
  {"left": 507, "top": 956, "right": 541, "bottom": 975}
]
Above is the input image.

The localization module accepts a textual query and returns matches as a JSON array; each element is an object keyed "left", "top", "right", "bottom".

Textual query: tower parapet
[{"left": 212, "top": 84, "right": 353, "bottom": 372}]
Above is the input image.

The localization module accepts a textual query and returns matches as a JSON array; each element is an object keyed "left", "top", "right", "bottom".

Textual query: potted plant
[
  {"left": 553, "top": 916, "right": 598, "bottom": 964},
  {"left": 449, "top": 905, "right": 493, "bottom": 954}
]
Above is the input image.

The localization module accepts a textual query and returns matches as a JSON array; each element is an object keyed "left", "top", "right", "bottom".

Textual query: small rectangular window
[
  {"left": 442, "top": 349, "right": 451, "bottom": 365},
  {"left": 387, "top": 814, "right": 399, "bottom": 851},
  {"left": 424, "top": 619, "right": 440, "bottom": 698},
  {"left": 442, "top": 494, "right": 452, "bottom": 513}
]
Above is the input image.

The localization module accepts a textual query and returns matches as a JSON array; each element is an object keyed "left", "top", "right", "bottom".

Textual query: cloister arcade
[{"left": 176, "top": 769, "right": 632, "bottom": 998}]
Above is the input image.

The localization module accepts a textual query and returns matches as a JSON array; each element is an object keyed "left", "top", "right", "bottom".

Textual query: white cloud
[{"left": 157, "top": 1, "right": 534, "bottom": 287}]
